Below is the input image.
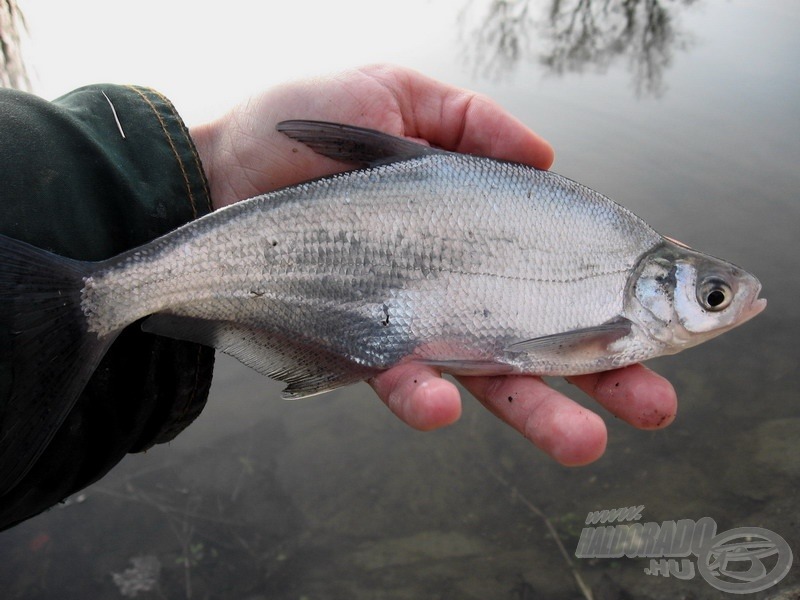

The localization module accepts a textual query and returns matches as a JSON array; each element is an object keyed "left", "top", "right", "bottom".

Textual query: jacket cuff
[
  {"left": 53, "top": 85, "right": 215, "bottom": 251},
  {"left": 50, "top": 84, "right": 217, "bottom": 449},
  {"left": 0, "top": 85, "right": 217, "bottom": 529}
]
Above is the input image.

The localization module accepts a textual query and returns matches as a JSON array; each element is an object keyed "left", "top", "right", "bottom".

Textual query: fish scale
[
  {"left": 84, "top": 153, "right": 650, "bottom": 355},
  {"left": 0, "top": 120, "right": 764, "bottom": 495}
]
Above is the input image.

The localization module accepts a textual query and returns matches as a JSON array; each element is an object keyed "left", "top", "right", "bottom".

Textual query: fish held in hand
[{"left": 0, "top": 120, "right": 765, "bottom": 492}]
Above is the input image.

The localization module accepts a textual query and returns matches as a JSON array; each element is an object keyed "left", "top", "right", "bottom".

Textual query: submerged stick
[{"left": 484, "top": 467, "right": 594, "bottom": 600}]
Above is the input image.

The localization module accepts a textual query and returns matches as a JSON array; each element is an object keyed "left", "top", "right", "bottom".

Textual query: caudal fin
[{"left": 0, "top": 235, "right": 117, "bottom": 496}]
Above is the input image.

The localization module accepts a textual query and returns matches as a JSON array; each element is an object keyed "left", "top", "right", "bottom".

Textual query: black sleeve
[{"left": 0, "top": 85, "right": 216, "bottom": 530}]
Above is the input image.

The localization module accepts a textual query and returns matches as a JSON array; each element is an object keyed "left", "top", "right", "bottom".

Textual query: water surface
[{"left": 2, "top": 1, "right": 798, "bottom": 598}]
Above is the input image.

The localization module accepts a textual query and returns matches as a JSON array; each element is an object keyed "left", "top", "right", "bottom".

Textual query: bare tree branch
[{"left": 0, "top": 0, "right": 30, "bottom": 91}]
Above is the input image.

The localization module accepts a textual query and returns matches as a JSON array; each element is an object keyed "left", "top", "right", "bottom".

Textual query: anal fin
[{"left": 142, "top": 314, "right": 378, "bottom": 398}]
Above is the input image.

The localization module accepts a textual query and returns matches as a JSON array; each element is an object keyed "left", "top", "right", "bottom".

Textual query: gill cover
[{"left": 627, "top": 241, "right": 764, "bottom": 349}]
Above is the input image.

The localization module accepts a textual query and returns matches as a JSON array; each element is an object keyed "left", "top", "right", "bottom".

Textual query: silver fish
[{"left": 0, "top": 120, "right": 765, "bottom": 492}]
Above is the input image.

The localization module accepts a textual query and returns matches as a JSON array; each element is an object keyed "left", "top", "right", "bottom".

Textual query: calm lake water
[{"left": 2, "top": 1, "right": 799, "bottom": 598}]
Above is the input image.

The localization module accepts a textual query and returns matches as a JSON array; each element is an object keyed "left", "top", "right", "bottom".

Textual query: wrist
[{"left": 189, "top": 120, "right": 228, "bottom": 210}]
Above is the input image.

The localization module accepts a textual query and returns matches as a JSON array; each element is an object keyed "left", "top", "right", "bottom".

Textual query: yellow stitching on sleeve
[
  {"left": 145, "top": 87, "right": 213, "bottom": 213},
  {"left": 125, "top": 86, "right": 201, "bottom": 218}
]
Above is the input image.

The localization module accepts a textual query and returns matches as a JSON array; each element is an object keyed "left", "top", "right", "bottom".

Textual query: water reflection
[
  {"left": 0, "top": 0, "right": 30, "bottom": 91},
  {"left": 459, "top": 0, "right": 698, "bottom": 96},
  {"left": 458, "top": 0, "right": 537, "bottom": 79},
  {"left": 2, "top": 2, "right": 797, "bottom": 597}
]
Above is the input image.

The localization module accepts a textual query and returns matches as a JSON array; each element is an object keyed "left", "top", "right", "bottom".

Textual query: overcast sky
[{"left": 21, "top": 0, "right": 454, "bottom": 125}]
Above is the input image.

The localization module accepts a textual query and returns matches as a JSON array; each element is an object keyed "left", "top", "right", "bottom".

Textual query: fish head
[{"left": 626, "top": 240, "right": 766, "bottom": 351}]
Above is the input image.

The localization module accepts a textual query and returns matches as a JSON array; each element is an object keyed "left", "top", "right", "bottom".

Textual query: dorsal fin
[{"left": 276, "top": 120, "right": 444, "bottom": 167}]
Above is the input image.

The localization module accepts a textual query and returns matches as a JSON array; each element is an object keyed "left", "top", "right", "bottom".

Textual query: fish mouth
[
  {"left": 741, "top": 296, "right": 767, "bottom": 323},
  {"left": 739, "top": 277, "right": 766, "bottom": 325}
]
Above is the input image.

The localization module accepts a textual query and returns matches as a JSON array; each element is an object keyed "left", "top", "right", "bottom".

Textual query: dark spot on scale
[
  {"left": 272, "top": 240, "right": 278, "bottom": 247},
  {"left": 508, "top": 396, "right": 513, "bottom": 403},
  {"left": 413, "top": 379, "right": 418, "bottom": 384},
  {"left": 614, "top": 382, "right": 620, "bottom": 388},
  {"left": 381, "top": 303, "right": 390, "bottom": 326}
]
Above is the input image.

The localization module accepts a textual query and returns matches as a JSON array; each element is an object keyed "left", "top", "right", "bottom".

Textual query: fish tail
[{"left": 0, "top": 234, "right": 117, "bottom": 495}]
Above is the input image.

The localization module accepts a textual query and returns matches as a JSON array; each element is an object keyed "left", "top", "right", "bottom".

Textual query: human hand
[{"left": 190, "top": 64, "right": 677, "bottom": 466}]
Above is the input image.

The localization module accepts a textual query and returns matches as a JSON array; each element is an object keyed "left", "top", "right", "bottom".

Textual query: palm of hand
[{"left": 191, "top": 64, "right": 677, "bottom": 466}]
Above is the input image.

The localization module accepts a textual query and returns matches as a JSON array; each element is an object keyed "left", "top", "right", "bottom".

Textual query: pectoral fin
[
  {"left": 505, "top": 317, "right": 633, "bottom": 357},
  {"left": 416, "top": 359, "right": 515, "bottom": 376}
]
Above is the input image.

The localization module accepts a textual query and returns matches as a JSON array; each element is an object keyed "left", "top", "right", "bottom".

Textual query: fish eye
[{"left": 697, "top": 277, "right": 733, "bottom": 311}]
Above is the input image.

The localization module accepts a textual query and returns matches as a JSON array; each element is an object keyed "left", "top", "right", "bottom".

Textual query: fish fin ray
[
  {"left": 143, "top": 315, "right": 378, "bottom": 399},
  {"left": 416, "top": 359, "right": 515, "bottom": 376},
  {"left": 0, "top": 235, "right": 115, "bottom": 496},
  {"left": 505, "top": 317, "right": 633, "bottom": 356},
  {"left": 276, "top": 120, "right": 444, "bottom": 167}
]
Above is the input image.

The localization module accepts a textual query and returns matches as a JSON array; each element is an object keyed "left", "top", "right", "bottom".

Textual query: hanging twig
[{"left": 0, "top": 0, "right": 30, "bottom": 90}]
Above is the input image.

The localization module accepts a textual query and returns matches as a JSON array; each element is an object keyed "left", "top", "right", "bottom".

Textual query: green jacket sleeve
[{"left": 0, "top": 85, "right": 216, "bottom": 530}]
